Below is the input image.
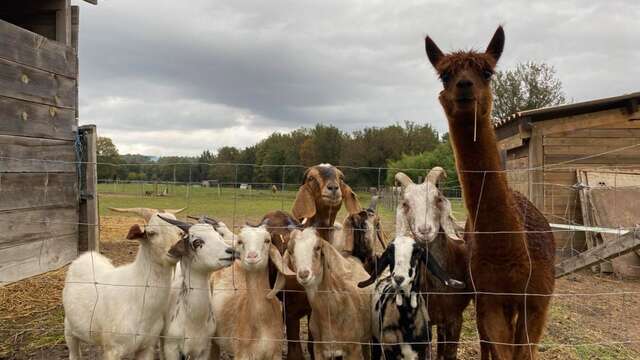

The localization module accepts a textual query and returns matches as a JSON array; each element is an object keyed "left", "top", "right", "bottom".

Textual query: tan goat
[{"left": 271, "top": 228, "right": 372, "bottom": 360}]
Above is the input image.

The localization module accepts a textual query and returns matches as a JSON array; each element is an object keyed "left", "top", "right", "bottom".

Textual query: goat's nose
[
  {"left": 456, "top": 79, "right": 473, "bottom": 89},
  {"left": 298, "top": 269, "right": 311, "bottom": 279},
  {"left": 418, "top": 225, "right": 432, "bottom": 234},
  {"left": 246, "top": 251, "right": 258, "bottom": 259},
  {"left": 393, "top": 275, "right": 405, "bottom": 284},
  {"left": 327, "top": 183, "right": 339, "bottom": 192}
]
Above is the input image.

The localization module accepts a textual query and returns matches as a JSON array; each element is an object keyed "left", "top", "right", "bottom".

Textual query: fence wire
[{"left": 2, "top": 143, "right": 640, "bottom": 358}]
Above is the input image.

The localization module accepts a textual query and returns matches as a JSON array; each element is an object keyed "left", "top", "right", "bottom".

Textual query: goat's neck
[
  {"left": 312, "top": 204, "right": 339, "bottom": 241},
  {"left": 132, "top": 244, "right": 174, "bottom": 286},
  {"left": 447, "top": 110, "right": 526, "bottom": 257},
  {"left": 427, "top": 234, "right": 449, "bottom": 267},
  {"left": 176, "top": 259, "right": 213, "bottom": 318},
  {"left": 395, "top": 208, "right": 411, "bottom": 237}
]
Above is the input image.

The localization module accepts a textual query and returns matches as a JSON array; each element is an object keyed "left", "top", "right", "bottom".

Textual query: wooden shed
[
  {"left": 0, "top": 0, "right": 98, "bottom": 284},
  {"left": 495, "top": 92, "right": 640, "bottom": 257}
]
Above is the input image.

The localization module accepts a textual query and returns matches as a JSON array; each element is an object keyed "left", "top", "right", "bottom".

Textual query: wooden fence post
[{"left": 78, "top": 125, "right": 99, "bottom": 252}]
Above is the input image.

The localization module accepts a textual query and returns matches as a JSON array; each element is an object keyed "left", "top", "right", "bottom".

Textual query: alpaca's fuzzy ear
[
  {"left": 485, "top": 26, "right": 505, "bottom": 64},
  {"left": 425, "top": 36, "right": 445, "bottom": 68}
]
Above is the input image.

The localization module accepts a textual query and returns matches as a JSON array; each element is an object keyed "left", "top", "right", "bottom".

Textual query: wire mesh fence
[{"left": 2, "top": 153, "right": 640, "bottom": 359}]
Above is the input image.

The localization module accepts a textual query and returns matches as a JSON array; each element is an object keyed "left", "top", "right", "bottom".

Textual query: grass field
[{"left": 97, "top": 183, "right": 468, "bottom": 234}]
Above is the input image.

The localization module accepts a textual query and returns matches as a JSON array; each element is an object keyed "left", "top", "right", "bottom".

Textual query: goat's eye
[
  {"left": 483, "top": 69, "right": 493, "bottom": 80},
  {"left": 314, "top": 246, "right": 321, "bottom": 252},
  {"left": 402, "top": 201, "right": 410, "bottom": 210},
  {"left": 236, "top": 239, "right": 243, "bottom": 245},
  {"left": 264, "top": 237, "right": 271, "bottom": 243},
  {"left": 192, "top": 238, "right": 204, "bottom": 249}
]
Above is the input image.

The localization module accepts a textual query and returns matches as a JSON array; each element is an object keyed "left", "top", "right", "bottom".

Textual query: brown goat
[
  {"left": 263, "top": 164, "right": 362, "bottom": 360},
  {"left": 425, "top": 27, "right": 555, "bottom": 359}
]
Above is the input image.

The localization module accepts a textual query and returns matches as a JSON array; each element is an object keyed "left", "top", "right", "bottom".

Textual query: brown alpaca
[{"left": 424, "top": 27, "right": 555, "bottom": 359}]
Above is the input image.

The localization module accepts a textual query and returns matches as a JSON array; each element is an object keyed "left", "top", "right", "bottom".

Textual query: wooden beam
[
  {"left": 71, "top": 6, "right": 79, "bottom": 50},
  {"left": 555, "top": 230, "right": 640, "bottom": 278},
  {"left": 55, "top": 0, "right": 71, "bottom": 46},
  {"left": 78, "top": 125, "right": 99, "bottom": 252},
  {"left": 528, "top": 126, "right": 544, "bottom": 206},
  {"left": 0, "top": 172, "right": 77, "bottom": 211}
]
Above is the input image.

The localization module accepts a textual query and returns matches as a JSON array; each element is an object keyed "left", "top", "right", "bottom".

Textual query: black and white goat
[{"left": 358, "top": 235, "right": 462, "bottom": 359}]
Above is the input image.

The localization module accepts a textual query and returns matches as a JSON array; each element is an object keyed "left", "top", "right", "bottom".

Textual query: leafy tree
[
  {"left": 492, "top": 62, "right": 566, "bottom": 122},
  {"left": 386, "top": 141, "right": 459, "bottom": 195},
  {"left": 96, "top": 137, "right": 120, "bottom": 180}
]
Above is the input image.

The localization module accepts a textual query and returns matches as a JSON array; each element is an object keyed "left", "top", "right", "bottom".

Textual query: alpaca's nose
[{"left": 456, "top": 79, "right": 474, "bottom": 88}]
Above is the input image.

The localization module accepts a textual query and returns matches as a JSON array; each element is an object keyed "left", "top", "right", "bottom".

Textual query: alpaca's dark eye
[
  {"left": 441, "top": 72, "right": 451, "bottom": 84},
  {"left": 483, "top": 69, "right": 494, "bottom": 80}
]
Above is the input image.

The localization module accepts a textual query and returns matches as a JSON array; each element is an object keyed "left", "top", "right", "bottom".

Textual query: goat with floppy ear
[
  {"left": 210, "top": 222, "right": 295, "bottom": 360},
  {"left": 292, "top": 164, "right": 361, "bottom": 239},
  {"left": 271, "top": 228, "right": 373, "bottom": 360},
  {"left": 286, "top": 163, "right": 361, "bottom": 359}
]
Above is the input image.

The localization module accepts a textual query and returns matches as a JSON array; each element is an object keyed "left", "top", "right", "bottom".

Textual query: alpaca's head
[{"left": 425, "top": 26, "right": 504, "bottom": 121}]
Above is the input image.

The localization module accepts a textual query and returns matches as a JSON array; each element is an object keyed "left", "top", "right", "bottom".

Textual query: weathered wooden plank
[
  {"left": 0, "top": 96, "right": 75, "bottom": 140},
  {"left": 0, "top": 57, "right": 75, "bottom": 108},
  {"left": 546, "top": 128, "right": 640, "bottom": 138},
  {"left": 0, "top": 173, "right": 77, "bottom": 211},
  {"left": 544, "top": 137, "right": 640, "bottom": 146},
  {"left": 0, "top": 206, "right": 77, "bottom": 246},
  {"left": 0, "top": 19, "right": 77, "bottom": 78},
  {"left": 507, "top": 145, "right": 529, "bottom": 160},
  {"left": 71, "top": 6, "right": 78, "bottom": 51},
  {"left": 555, "top": 231, "right": 640, "bottom": 278},
  {"left": 498, "top": 134, "right": 524, "bottom": 151},
  {"left": 544, "top": 145, "right": 640, "bottom": 156},
  {"left": 545, "top": 154, "right": 640, "bottom": 165},
  {"left": 0, "top": 233, "right": 77, "bottom": 284},
  {"left": 529, "top": 127, "right": 544, "bottom": 209},
  {"left": 537, "top": 109, "right": 631, "bottom": 136},
  {"left": 0, "top": 134, "right": 75, "bottom": 172}
]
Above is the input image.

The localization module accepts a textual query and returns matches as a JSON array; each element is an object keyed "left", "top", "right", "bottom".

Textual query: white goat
[
  {"left": 272, "top": 227, "right": 372, "bottom": 360},
  {"left": 63, "top": 210, "right": 186, "bottom": 360},
  {"left": 159, "top": 217, "right": 237, "bottom": 360},
  {"left": 210, "top": 221, "right": 294, "bottom": 359}
]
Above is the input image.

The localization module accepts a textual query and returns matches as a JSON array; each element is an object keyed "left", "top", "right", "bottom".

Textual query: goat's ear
[
  {"left": 485, "top": 25, "right": 505, "bottom": 64},
  {"left": 168, "top": 238, "right": 189, "bottom": 258},
  {"left": 438, "top": 197, "right": 464, "bottom": 244},
  {"left": 269, "top": 244, "right": 295, "bottom": 275},
  {"left": 322, "top": 240, "right": 349, "bottom": 276},
  {"left": 340, "top": 182, "right": 361, "bottom": 215},
  {"left": 425, "top": 35, "right": 445, "bottom": 69},
  {"left": 292, "top": 185, "right": 316, "bottom": 220},
  {"left": 267, "top": 250, "right": 294, "bottom": 299},
  {"left": 126, "top": 224, "right": 146, "bottom": 240},
  {"left": 358, "top": 244, "right": 393, "bottom": 288}
]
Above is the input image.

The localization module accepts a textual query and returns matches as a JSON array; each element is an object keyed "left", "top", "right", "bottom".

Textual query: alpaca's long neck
[{"left": 447, "top": 109, "right": 527, "bottom": 257}]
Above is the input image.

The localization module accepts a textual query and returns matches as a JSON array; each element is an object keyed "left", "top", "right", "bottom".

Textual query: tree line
[{"left": 98, "top": 121, "right": 448, "bottom": 188}]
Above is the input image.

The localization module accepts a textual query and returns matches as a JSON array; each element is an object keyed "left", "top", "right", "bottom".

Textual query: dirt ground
[{"left": 1, "top": 216, "right": 640, "bottom": 359}]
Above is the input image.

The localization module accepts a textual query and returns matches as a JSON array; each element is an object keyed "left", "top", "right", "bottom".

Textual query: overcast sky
[{"left": 75, "top": 0, "right": 639, "bottom": 156}]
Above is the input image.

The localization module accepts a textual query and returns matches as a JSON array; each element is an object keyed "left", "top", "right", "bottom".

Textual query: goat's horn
[
  {"left": 368, "top": 195, "right": 379, "bottom": 212},
  {"left": 426, "top": 167, "right": 447, "bottom": 185},
  {"left": 394, "top": 172, "right": 413, "bottom": 188},
  {"left": 108, "top": 207, "right": 157, "bottom": 222},
  {"left": 158, "top": 215, "right": 192, "bottom": 233}
]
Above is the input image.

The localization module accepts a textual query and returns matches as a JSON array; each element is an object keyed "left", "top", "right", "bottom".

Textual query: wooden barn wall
[
  {"left": 505, "top": 146, "right": 529, "bottom": 196},
  {"left": 539, "top": 109, "right": 640, "bottom": 254},
  {"left": 0, "top": 18, "right": 79, "bottom": 283}
]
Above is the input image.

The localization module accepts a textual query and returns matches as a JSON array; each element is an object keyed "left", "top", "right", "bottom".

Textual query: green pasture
[{"left": 97, "top": 183, "right": 467, "bottom": 233}]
